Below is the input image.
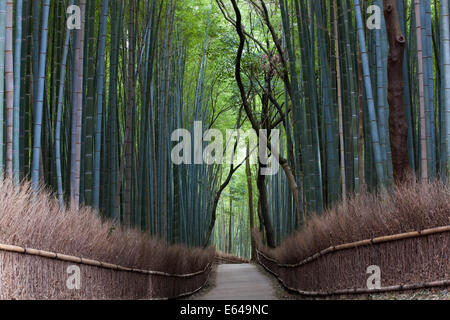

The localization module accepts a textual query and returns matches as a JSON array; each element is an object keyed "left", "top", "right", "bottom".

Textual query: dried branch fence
[
  {"left": 0, "top": 243, "right": 213, "bottom": 300},
  {"left": 255, "top": 225, "right": 450, "bottom": 297}
]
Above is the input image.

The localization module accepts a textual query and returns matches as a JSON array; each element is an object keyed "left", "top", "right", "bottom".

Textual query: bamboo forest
[{"left": 0, "top": 0, "right": 448, "bottom": 302}]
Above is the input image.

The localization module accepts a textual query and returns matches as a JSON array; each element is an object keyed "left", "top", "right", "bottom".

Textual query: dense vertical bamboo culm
[
  {"left": 0, "top": 0, "right": 5, "bottom": 175},
  {"left": 441, "top": 0, "right": 450, "bottom": 178},
  {"left": 93, "top": 0, "right": 109, "bottom": 210},
  {"left": 354, "top": 0, "right": 385, "bottom": 187},
  {"left": 4, "top": 0, "right": 13, "bottom": 179},
  {"left": 31, "top": 0, "right": 50, "bottom": 191},
  {"left": 12, "top": 0, "right": 22, "bottom": 184},
  {"left": 70, "top": 0, "right": 86, "bottom": 206},
  {"left": 333, "top": 0, "right": 347, "bottom": 203},
  {"left": 414, "top": 0, "right": 428, "bottom": 183}
]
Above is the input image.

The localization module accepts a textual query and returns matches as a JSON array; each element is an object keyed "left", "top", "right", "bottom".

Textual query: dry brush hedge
[
  {"left": 0, "top": 178, "right": 215, "bottom": 300},
  {"left": 215, "top": 251, "right": 250, "bottom": 264},
  {"left": 254, "top": 181, "right": 450, "bottom": 296}
]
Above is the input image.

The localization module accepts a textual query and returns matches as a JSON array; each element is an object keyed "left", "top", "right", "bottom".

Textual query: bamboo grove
[
  {"left": 213, "top": 0, "right": 450, "bottom": 253},
  {"left": 0, "top": 0, "right": 448, "bottom": 256},
  {"left": 0, "top": 0, "right": 221, "bottom": 247}
]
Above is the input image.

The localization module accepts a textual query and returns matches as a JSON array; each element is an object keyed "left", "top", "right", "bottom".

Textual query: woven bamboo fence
[
  {"left": 255, "top": 225, "right": 450, "bottom": 297},
  {"left": 0, "top": 243, "right": 213, "bottom": 300}
]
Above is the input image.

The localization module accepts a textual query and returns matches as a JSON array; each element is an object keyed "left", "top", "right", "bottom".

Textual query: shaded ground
[{"left": 192, "top": 264, "right": 277, "bottom": 300}]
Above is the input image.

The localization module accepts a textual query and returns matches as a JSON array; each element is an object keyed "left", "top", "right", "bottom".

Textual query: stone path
[{"left": 195, "top": 264, "right": 277, "bottom": 300}]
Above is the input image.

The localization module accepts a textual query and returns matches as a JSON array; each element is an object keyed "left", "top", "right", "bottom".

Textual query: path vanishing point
[{"left": 195, "top": 264, "right": 277, "bottom": 300}]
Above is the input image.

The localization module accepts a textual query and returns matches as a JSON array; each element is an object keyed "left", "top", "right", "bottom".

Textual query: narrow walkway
[{"left": 196, "top": 264, "right": 277, "bottom": 300}]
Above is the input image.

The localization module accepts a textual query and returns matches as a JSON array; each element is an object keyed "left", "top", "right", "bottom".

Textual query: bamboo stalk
[
  {"left": 30, "top": 0, "right": 50, "bottom": 191},
  {"left": 5, "top": 0, "right": 13, "bottom": 179},
  {"left": 93, "top": 0, "right": 109, "bottom": 210},
  {"left": 70, "top": 0, "right": 86, "bottom": 206},
  {"left": 82, "top": 0, "right": 96, "bottom": 207},
  {"left": 55, "top": 1, "right": 73, "bottom": 209},
  {"left": 354, "top": 0, "right": 385, "bottom": 188},
  {"left": 414, "top": 0, "right": 428, "bottom": 183},
  {"left": 333, "top": 0, "right": 346, "bottom": 204},
  {"left": 12, "top": 0, "right": 23, "bottom": 184},
  {"left": 441, "top": 0, "right": 450, "bottom": 177},
  {"left": 0, "top": 0, "right": 5, "bottom": 175}
]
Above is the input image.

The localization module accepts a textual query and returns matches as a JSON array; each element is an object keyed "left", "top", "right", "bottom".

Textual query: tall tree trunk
[
  {"left": 202, "top": 162, "right": 243, "bottom": 248},
  {"left": 383, "top": 0, "right": 411, "bottom": 183},
  {"left": 246, "top": 143, "right": 256, "bottom": 260},
  {"left": 221, "top": 204, "right": 225, "bottom": 250},
  {"left": 203, "top": 109, "right": 244, "bottom": 248},
  {"left": 228, "top": 197, "right": 232, "bottom": 253},
  {"left": 257, "top": 166, "right": 275, "bottom": 248},
  {"left": 257, "top": 198, "right": 264, "bottom": 233},
  {"left": 414, "top": 0, "right": 428, "bottom": 183},
  {"left": 231, "top": 0, "right": 301, "bottom": 233}
]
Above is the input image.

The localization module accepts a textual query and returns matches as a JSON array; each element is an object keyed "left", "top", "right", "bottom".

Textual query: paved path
[{"left": 196, "top": 264, "right": 277, "bottom": 300}]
